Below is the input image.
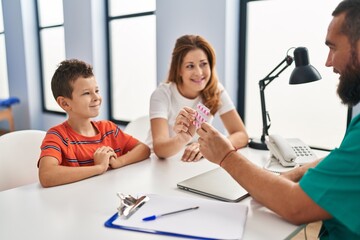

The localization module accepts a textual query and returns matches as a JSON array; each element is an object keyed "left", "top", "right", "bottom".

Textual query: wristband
[{"left": 219, "top": 149, "right": 236, "bottom": 167}]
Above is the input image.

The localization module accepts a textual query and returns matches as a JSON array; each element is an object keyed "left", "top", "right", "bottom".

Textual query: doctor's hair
[
  {"left": 51, "top": 59, "right": 94, "bottom": 100},
  {"left": 332, "top": 0, "right": 360, "bottom": 49}
]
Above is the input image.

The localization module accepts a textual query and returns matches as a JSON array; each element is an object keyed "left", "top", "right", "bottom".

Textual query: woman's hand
[
  {"left": 173, "top": 107, "right": 197, "bottom": 143},
  {"left": 197, "top": 122, "right": 234, "bottom": 165},
  {"left": 181, "top": 142, "right": 203, "bottom": 162}
]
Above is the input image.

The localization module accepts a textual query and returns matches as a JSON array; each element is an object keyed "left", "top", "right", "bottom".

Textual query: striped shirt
[{"left": 39, "top": 121, "right": 138, "bottom": 167}]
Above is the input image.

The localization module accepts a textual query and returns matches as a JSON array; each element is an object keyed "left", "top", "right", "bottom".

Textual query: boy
[{"left": 38, "top": 59, "right": 150, "bottom": 187}]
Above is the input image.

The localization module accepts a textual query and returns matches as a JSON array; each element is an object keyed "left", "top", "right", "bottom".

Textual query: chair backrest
[
  {"left": 0, "top": 129, "right": 46, "bottom": 191},
  {"left": 124, "top": 115, "right": 150, "bottom": 142}
]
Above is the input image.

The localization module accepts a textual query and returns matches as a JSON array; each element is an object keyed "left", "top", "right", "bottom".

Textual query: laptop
[{"left": 177, "top": 167, "right": 249, "bottom": 202}]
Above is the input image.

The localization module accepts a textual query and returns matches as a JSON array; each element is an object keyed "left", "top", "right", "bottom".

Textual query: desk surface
[{"left": 0, "top": 147, "right": 328, "bottom": 240}]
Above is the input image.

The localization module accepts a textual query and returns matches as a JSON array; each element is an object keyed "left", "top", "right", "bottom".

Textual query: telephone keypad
[{"left": 292, "top": 146, "right": 314, "bottom": 157}]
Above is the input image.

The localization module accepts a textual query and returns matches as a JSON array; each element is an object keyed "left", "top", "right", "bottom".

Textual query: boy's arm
[
  {"left": 38, "top": 147, "right": 112, "bottom": 188},
  {"left": 109, "top": 142, "right": 150, "bottom": 168}
]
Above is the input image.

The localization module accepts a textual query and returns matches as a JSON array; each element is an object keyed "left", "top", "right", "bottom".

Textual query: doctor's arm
[
  {"left": 280, "top": 159, "right": 322, "bottom": 182},
  {"left": 197, "top": 123, "right": 331, "bottom": 225}
]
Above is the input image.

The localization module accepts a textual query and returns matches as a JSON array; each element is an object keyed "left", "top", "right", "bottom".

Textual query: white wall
[
  {"left": 156, "top": 0, "right": 239, "bottom": 101},
  {"left": 156, "top": 0, "right": 226, "bottom": 85},
  {"left": 41, "top": 0, "right": 108, "bottom": 131},
  {"left": 156, "top": 0, "right": 239, "bottom": 131},
  {"left": 2, "top": 0, "right": 34, "bottom": 130},
  {"left": 1, "top": 0, "right": 107, "bottom": 131},
  {"left": 1, "top": 0, "right": 359, "bottom": 134},
  {"left": 353, "top": 104, "right": 360, "bottom": 118},
  {"left": 2, "top": 0, "right": 239, "bottom": 132},
  {"left": 21, "top": 0, "right": 44, "bottom": 130},
  {"left": 245, "top": 0, "right": 351, "bottom": 149}
]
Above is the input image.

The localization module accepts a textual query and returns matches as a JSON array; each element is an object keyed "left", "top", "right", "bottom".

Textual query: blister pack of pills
[{"left": 194, "top": 103, "right": 210, "bottom": 128}]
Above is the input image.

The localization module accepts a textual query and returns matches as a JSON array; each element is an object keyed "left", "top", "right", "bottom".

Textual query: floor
[{"left": 292, "top": 221, "right": 322, "bottom": 240}]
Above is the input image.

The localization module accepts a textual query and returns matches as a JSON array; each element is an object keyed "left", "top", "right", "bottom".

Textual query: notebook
[{"left": 177, "top": 167, "right": 249, "bottom": 202}]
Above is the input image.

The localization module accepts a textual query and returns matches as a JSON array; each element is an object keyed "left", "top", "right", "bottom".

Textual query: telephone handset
[{"left": 266, "top": 134, "right": 317, "bottom": 167}]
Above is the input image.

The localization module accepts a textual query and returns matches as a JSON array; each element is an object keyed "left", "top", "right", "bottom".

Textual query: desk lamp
[{"left": 248, "top": 47, "right": 322, "bottom": 150}]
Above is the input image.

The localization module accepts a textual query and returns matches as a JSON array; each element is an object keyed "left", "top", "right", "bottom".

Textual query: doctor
[{"left": 197, "top": 0, "right": 360, "bottom": 239}]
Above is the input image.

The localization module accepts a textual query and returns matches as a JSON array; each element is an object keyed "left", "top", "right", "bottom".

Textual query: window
[
  {"left": 0, "top": 0, "right": 9, "bottom": 99},
  {"left": 107, "top": 0, "right": 157, "bottom": 124},
  {"left": 36, "top": 0, "right": 66, "bottom": 113}
]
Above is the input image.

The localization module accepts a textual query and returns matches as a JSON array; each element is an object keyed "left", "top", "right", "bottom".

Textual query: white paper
[{"left": 113, "top": 194, "right": 248, "bottom": 239}]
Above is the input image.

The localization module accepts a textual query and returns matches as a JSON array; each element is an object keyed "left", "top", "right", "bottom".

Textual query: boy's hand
[
  {"left": 93, "top": 146, "right": 115, "bottom": 173},
  {"left": 109, "top": 155, "right": 118, "bottom": 168}
]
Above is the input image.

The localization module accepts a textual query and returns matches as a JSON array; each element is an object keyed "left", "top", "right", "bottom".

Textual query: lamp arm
[
  {"left": 259, "top": 80, "right": 269, "bottom": 142},
  {"left": 262, "top": 55, "right": 293, "bottom": 88},
  {"left": 258, "top": 55, "right": 293, "bottom": 142}
]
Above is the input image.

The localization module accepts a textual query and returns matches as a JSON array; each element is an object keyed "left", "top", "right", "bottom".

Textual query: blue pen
[{"left": 142, "top": 206, "right": 199, "bottom": 221}]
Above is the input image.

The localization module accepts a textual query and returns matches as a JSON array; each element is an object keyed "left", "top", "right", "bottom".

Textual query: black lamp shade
[{"left": 289, "top": 47, "right": 322, "bottom": 84}]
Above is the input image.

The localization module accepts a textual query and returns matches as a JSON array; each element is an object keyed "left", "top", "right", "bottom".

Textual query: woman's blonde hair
[{"left": 166, "top": 35, "right": 221, "bottom": 115}]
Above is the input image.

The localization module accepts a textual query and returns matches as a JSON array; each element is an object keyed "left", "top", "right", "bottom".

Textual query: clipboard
[{"left": 105, "top": 194, "right": 248, "bottom": 240}]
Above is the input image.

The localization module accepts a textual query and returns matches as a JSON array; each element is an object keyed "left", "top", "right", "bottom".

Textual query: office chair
[
  {"left": 124, "top": 115, "right": 150, "bottom": 142},
  {"left": 0, "top": 129, "right": 46, "bottom": 191}
]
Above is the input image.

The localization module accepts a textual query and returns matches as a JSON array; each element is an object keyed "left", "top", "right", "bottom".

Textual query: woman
[{"left": 147, "top": 35, "right": 248, "bottom": 161}]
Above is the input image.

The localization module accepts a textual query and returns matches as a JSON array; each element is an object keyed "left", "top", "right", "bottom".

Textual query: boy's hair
[{"left": 51, "top": 59, "right": 94, "bottom": 99}]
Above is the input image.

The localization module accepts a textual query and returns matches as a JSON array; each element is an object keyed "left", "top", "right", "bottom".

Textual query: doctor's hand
[
  {"left": 173, "top": 107, "right": 197, "bottom": 143},
  {"left": 197, "top": 123, "right": 234, "bottom": 165}
]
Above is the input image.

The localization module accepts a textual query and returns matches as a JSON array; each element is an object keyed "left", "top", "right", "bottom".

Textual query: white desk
[{"left": 0, "top": 147, "right": 328, "bottom": 240}]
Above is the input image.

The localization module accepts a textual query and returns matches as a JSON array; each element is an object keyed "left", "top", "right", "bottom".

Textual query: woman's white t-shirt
[{"left": 145, "top": 82, "right": 235, "bottom": 150}]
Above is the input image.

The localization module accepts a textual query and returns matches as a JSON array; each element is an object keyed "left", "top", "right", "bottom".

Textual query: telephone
[{"left": 266, "top": 134, "right": 317, "bottom": 167}]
